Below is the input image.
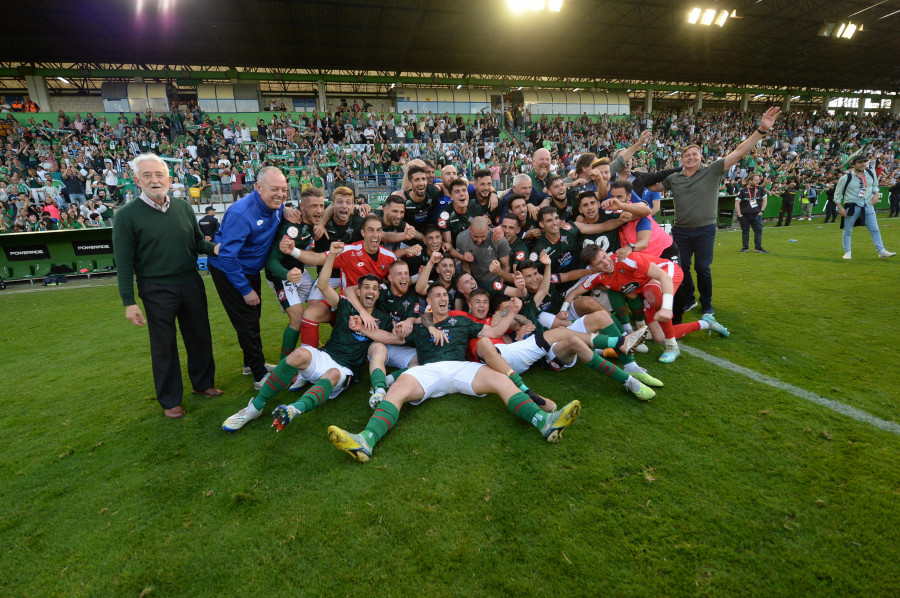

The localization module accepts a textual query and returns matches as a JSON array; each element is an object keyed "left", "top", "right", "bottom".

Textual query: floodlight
[
  {"left": 57, "top": 77, "right": 71, "bottom": 84},
  {"left": 549, "top": 0, "right": 563, "bottom": 12},
  {"left": 701, "top": 9, "right": 715, "bottom": 25},
  {"left": 667, "top": 91, "right": 678, "bottom": 96},
  {"left": 456, "top": 84, "right": 462, "bottom": 89},
  {"left": 688, "top": 8, "right": 701, "bottom": 24},
  {"left": 573, "top": 87, "right": 581, "bottom": 92},
  {"left": 792, "top": 95, "right": 801, "bottom": 100},
  {"left": 715, "top": 10, "right": 728, "bottom": 26},
  {"left": 842, "top": 22, "right": 857, "bottom": 38},
  {"left": 835, "top": 22, "right": 846, "bottom": 37},
  {"left": 507, "top": 0, "right": 527, "bottom": 13},
  {"left": 531, "top": 0, "right": 545, "bottom": 10},
  {"left": 753, "top": 93, "right": 765, "bottom": 98}
]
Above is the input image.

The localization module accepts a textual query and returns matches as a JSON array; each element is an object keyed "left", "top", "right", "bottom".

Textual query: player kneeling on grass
[
  {"left": 565, "top": 244, "right": 729, "bottom": 364},
  {"left": 222, "top": 242, "right": 393, "bottom": 432},
  {"left": 327, "top": 284, "right": 583, "bottom": 463}
]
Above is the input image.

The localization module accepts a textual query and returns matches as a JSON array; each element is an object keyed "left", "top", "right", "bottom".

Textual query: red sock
[
  {"left": 671, "top": 321, "right": 702, "bottom": 340},
  {"left": 300, "top": 318, "right": 320, "bottom": 348}
]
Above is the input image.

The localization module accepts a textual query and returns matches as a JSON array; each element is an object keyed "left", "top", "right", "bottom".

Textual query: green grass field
[{"left": 1, "top": 216, "right": 899, "bottom": 597}]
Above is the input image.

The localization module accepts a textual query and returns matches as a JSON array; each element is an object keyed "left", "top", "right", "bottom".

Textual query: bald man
[
  {"left": 529, "top": 148, "right": 553, "bottom": 196},
  {"left": 455, "top": 215, "right": 513, "bottom": 292}
]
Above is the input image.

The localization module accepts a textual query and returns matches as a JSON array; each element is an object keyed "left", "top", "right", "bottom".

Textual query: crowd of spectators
[{"left": 1, "top": 99, "right": 898, "bottom": 235}]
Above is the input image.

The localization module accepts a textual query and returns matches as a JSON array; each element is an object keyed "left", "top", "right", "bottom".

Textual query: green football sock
[
  {"left": 506, "top": 392, "right": 547, "bottom": 429},
  {"left": 608, "top": 291, "right": 631, "bottom": 325},
  {"left": 281, "top": 325, "right": 300, "bottom": 357},
  {"left": 291, "top": 378, "right": 334, "bottom": 413},
  {"left": 591, "top": 333, "right": 619, "bottom": 350},
  {"left": 600, "top": 322, "right": 634, "bottom": 363},
  {"left": 585, "top": 354, "right": 630, "bottom": 384},
  {"left": 251, "top": 359, "right": 299, "bottom": 410},
  {"left": 361, "top": 400, "right": 399, "bottom": 446},
  {"left": 626, "top": 295, "right": 645, "bottom": 322},
  {"left": 508, "top": 370, "right": 529, "bottom": 391},
  {"left": 386, "top": 368, "right": 408, "bottom": 386},
  {"left": 370, "top": 368, "right": 387, "bottom": 391}
]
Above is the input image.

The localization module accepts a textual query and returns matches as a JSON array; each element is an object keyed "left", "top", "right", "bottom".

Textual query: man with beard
[
  {"left": 223, "top": 243, "right": 393, "bottom": 432},
  {"left": 326, "top": 284, "right": 582, "bottom": 463},
  {"left": 372, "top": 260, "right": 422, "bottom": 403},
  {"left": 265, "top": 186, "right": 326, "bottom": 358}
]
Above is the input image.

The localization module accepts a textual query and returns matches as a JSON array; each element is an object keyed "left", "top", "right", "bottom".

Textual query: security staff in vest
[{"left": 834, "top": 155, "right": 896, "bottom": 260}]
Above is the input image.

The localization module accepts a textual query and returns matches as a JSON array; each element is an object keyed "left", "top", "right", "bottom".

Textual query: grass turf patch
[{"left": 0, "top": 216, "right": 898, "bottom": 596}]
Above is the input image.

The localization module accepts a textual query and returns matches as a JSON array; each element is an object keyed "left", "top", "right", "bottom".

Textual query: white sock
[
  {"left": 623, "top": 361, "right": 641, "bottom": 374},
  {"left": 698, "top": 320, "right": 710, "bottom": 330},
  {"left": 665, "top": 338, "right": 679, "bottom": 350},
  {"left": 386, "top": 374, "right": 396, "bottom": 386},
  {"left": 622, "top": 323, "right": 635, "bottom": 334}
]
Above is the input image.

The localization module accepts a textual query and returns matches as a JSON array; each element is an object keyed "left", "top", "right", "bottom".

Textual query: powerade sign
[
  {"left": 4, "top": 244, "right": 50, "bottom": 261},
  {"left": 72, "top": 240, "right": 113, "bottom": 256}
]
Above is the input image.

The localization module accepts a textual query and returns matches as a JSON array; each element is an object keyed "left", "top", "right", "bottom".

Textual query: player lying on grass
[
  {"left": 464, "top": 291, "right": 658, "bottom": 401},
  {"left": 326, "top": 283, "right": 583, "bottom": 463},
  {"left": 564, "top": 244, "right": 730, "bottom": 363},
  {"left": 515, "top": 256, "right": 663, "bottom": 386},
  {"left": 222, "top": 242, "right": 393, "bottom": 432}
]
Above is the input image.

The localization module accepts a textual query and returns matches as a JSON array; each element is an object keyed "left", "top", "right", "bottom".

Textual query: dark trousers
[
  {"left": 776, "top": 200, "right": 794, "bottom": 226},
  {"left": 889, "top": 196, "right": 900, "bottom": 218},
  {"left": 738, "top": 213, "right": 764, "bottom": 250},
  {"left": 671, "top": 224, "right": 716, "bottom": 313},
  {"left": 824, "top": 200, "right": 839, "bottom": 223},
  {"left": 138, "top": 276, "right": 215, "bottom": 409},
  {"left": 209, "top": 264, "right": 267, "bottom": 380}
]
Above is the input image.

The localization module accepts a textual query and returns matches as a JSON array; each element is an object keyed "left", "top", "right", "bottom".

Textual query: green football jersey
[
  {"left": 265, "top": 219, "right": 316, "bottom": 281},
  {"left": 322, "top": 297, "right": 393, "bottom": 379},
  {"left": 528, "top": 224, "right": 582, "bottom": 280},
  {"left": 406, "top": 312, "right": 484, "bottom": 364}
]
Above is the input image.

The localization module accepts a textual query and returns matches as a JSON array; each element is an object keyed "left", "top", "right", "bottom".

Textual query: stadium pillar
[
  {"left": 317, "top": 81, "right": 326, "bottom": 112},
  {"left": 858, "top": 96, "right": 866, "bottom": 116},
  {"left": 694, "top": 91, "right": 703, "bottom": 111},
  {"left": 782, "top": 95, "right": 791, "bottom": 112},
  {"left": 23, "top": 75, "right": 51, "bottom": 112},
  {"left": 645, "top": 92, "right": 653, "bottom": 113},
  {"left": 740, "top": 93, "right": 748, "bottom": 112}
]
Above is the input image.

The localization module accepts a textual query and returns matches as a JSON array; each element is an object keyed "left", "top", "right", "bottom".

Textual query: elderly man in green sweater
[{"left": 113, "top": 153, "right": 223, "bottom": 419}]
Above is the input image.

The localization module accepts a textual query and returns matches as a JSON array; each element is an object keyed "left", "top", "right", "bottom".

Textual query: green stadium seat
[{"left": 31, "top": 263, "right": 52, "bottom": 278}]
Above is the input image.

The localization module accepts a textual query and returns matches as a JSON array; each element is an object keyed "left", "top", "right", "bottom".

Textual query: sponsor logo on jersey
[
  {"left": 277, "top": 290, "right": 285, "bottom": 301},
  {"left": 438, "top": 219, "right": 447, "bottom": 228},
  {"left": 515, "top": 251, "right": 525, "bottom": 261},
  {"left": 351, "top": 332, "right": 368, "bottom": 342},
  {"left": 561, "top": 222, "right": 572, "bottom": 231},
  {"left": 357, "top": 262, "right": 364, "bottom": 267},
  {"left": 413, "top": 303, "right": 421, "bottom": 314},
  {"left": 286, "top": 225, "right": 299, "bottom": 238},
  {"left": 550, "top": 274, "right": 560, "bottom": 283},
  {"left": 493, "top": 281, "right": 504, "bottom": 291},
  {"left": 620, "top": 281, "right": 640, "bottom": 294},
  {"left": 256, "top": 219, "right": 264, "bottom": 226}
]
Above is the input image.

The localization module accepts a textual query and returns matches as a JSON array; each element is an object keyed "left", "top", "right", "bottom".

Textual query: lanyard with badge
[
  {"left": 857, "top": 174, "right": 868, "bottom": 199},
  {"left": 746, "top": 187, "right": 759, "bottom": 209}
]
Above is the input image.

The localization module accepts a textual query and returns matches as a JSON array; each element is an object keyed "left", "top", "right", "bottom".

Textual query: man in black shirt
[{"left": 198, "top": 205, "right": 219, "bottom": 241}]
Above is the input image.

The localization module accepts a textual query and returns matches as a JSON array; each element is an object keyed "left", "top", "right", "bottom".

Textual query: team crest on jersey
[
  {"left": 620, "top": 282, "right": 640, "bottom": 294},
  {"left": 516, "top": 251, "right": 525, "bottom": 261},
  {"left": 440, "top": 211, "right": 450, "bottom": 220},
  {"left": 448, "top": 317, "right": 457, "bottom": 326},
  {"left": 550, "top": 274, "right": 559, "bottom": 283},
  {"left": 561, "top": 222, "right": 572, "bottom": 231},
  {"left": 529, "top": 252, "right": 538, "bottom": 261},
  {"left": 413, "top": 303, "right": 421, "bottom": 314},
  {"left": 286, "top": 225, "right": 299, "bottom": 238},
  {"left": 493, "top": 281, "right": 504, "bottom": 290}
]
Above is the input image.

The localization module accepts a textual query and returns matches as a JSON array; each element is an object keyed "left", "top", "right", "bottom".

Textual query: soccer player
[
  {"left": 264, "top": 186, "right": 325, "bottom": 358},
  {"left": 375, "top": 259, "right": 422, "bottom": 389},
  {"left": 566, "top": 244, "right": 730, "bottom": 363},
  {"left": 326, "top": 284, "right": 583, "bottom": 463},
  {"left": 222, "top": 242, "right": 393, "bottom": 432}
]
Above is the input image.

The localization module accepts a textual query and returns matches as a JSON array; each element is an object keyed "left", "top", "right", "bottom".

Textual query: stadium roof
[{"left": 6, "top": 0, "right": 900, "bottom": 93}]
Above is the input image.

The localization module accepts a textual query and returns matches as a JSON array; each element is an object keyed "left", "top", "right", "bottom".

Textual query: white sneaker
[
  {"left": 878, "top": 250, "right": 897, "bottom": 258},
  {"left": 288, "top": 373, "right": 306, "bottom": 392},
  {"left": 222, "top": 400, "right": 262, "bottom": 432},
  {"left": 253, "top": 373, "right": 270, "bottom": 390},
  {"left": 634, "top": 343, "right": 649, "bottom": 353},
  {"left": 842, "top": 252, "right": 852, "bottom": 260},
  {"left": 243, "top": 363, "right": 276, "bottom": 375}
]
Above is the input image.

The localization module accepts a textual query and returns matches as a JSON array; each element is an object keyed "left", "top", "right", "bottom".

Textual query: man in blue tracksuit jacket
[{"left": 208, "top": 166, "right": 289, "bottom": 385}]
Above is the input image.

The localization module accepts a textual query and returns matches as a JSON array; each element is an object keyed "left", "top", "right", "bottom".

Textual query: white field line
[{"left": 680, "top": 344, "right": 900, "bottom": 436}]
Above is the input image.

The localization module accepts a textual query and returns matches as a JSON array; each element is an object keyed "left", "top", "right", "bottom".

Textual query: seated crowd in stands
[{"left": 1, "top": 101, "right": 898, "bottom": 234}]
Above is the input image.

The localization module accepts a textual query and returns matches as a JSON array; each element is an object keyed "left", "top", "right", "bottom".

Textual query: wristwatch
[{"left": 627, "top": 243, "right": 636, "bottom": 251}]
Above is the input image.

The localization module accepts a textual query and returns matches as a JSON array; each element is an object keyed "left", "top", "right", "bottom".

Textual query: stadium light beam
[
  {"left": 835, "top": 22, "right": 847, "bottom": 37},
  {"left": 715, "top": 10, "right": 729, "bottom": 26},
  {"left": 549, "top": 0, "right": 563, "bottom": 12},
  {"left": 688, "top": 8, "right": 701, "bottom": 24},
  {"left": 753, "top": 93, "right": 765, "bottom": 98},
  {"left": 57, "top": 77, "right": 71, "bottom": 85},
  {"left": 667, "top": 91, "right": 678, "bottom": 96},
  {"left": 531, "top": 0, "right": 545, "bottom": 10},
  {"left": 842, "top": 22, "right": 857, "bottom": 38},
  {"left": 701, "top": 9, "right": 716, "bottom": 25}
]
